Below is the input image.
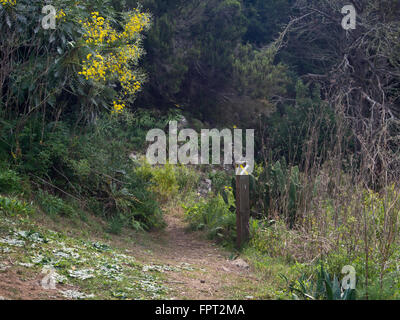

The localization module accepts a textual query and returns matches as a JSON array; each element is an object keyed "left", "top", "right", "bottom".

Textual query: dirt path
[
  {"left": 124, "top": 207, "right": 262, "bottom": 300},
  {"left": 0, "top": 268, "right": 72, "bottom": 300},
  {"left": 0, "top": 207, "right": 264, "bottom": 300}
]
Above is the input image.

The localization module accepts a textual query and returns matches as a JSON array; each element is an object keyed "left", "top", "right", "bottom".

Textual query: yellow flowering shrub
[
  {"left": 112, "top": 101, "right": 125, "bottom": 114},
  {"left": 78, "top": 11, "right": 151, "bottom": 114},
  {"left": 56, "top": 9, "right": 66, "bottom": 21},
  {"left": 0, "top": 0, "right": 16, "bottom": 6}
]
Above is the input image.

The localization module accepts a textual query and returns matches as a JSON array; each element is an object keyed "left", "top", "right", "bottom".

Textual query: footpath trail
[
  {"left": 0, "top": 207, "right": 265, "bottom": 300},
  {"left": 125, "top": 207, "right": 263, "bottom": 300}
]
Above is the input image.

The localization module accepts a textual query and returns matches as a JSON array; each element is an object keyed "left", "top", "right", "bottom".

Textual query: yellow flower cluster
[
  {"left": 80, "top": 53, "right": 107, "bottom": 81},
  {"left": 112, "top": 100, "right": 125, "bottom": 113},
  {"left": 56, "top": 9, "right": 66, "bottom": 21},
  {"left": 81, "top": 12, "right": 150, "bottom": 45},
  {"left": 0, "top": 0, "right": 16, "bottom": 6},
  {"left": 79, "top": 49, "right": 142, "bottom": 97},
  {"left": 78, "top": 11, "right": 150, "bottom": 112},
  {"left": 122, "top": 13, "right": 150, "bottom": 40},
  {"left": 80, "top": 12, "right": 119, "bottom": 45},
  {"left": 119, "top": 68, "right": 141, "bottom": 95}
]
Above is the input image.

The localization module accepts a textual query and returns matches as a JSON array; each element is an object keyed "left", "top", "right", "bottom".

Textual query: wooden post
[{"left": 236, "top": 174, "right": 250, "bottom": 249}]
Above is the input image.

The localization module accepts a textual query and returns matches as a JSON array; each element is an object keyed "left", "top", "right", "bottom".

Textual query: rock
[
  {"left": 177, "top": 116, "right": 188, "bottom": 129},
  {"left": 221, "top": 266, "right": 230, "bottom": 272},
  {"left": 129, "top": 152, "right": 138, "bottom": 161},
  {"left": 231, "top": 258, "right": 250, "bottom": 270},
  {"left": 205, "top": 179, "right": 212, "bottom": 192},
  {"left": 197, "top": 178, "right": 212, "bottom": 197}
]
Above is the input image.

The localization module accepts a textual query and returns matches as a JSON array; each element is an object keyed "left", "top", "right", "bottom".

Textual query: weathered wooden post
[{"left": 235, "top": 162, "right": 250, "bottom": 249}]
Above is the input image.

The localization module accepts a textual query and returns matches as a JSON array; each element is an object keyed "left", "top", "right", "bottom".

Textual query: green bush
[
  {"left": 250, "top": 220, "right": 288, "bottom": 258},
  {"left": 0, "top": 114, "right": 167, "bottom": 231},
  {"left": 0, "top": 195, "right": 33, "bottom": 216},
  {"left": 37, "top": 191, "right": 78, "bottom": 218},
  {"left": 175, "top": 164, "right": 200, "bottom": 194},
  {"left": 0, "top": 0, "right": 151, "bottom": 123},
  {"left": 111, "top": 169, "right": 165, "bottom": 231},
  {"left": 107, "top": 215, "right": 126, "bottom": 235},
  {"left": 357, "top": 271, "right": 400, "bottom": 300},
  {"left": 184, "top": 191, "right": 236, "bottom": 245},
  {"left": 264, "top": 81, "right": 337, "bottom": 165},
  {"left": 209, "top": 170, "right": 232, "bottom": 195},
  {"left": 283, "top": 263, "right": 356, "bottom": 300},
  {"left": 150, "top": 163, "right": 179, "bottom": 201},
  {"left": 0, "top": 168, "right": 22, "bottom": 194},
  {"left": 253, "top": 159, "right": 302, "bottom": 227},
  {"left": 135, "top": 161, "right": 180, "bottom": 202}
]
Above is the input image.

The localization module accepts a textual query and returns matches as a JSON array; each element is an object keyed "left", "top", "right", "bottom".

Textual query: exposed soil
[
  {"left": 0, "top": 267, "right": 74, "bottom": 300},
  {"left": 0, "top": 207, "right": 262, "bottom": 300},
  {"left": 123, "top": 207, "right": 261, "bottom": 300}
]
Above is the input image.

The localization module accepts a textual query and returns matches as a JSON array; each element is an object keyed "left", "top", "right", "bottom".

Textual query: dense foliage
[{"left": 1, "top": 0, "right": 400, "bottom": 300}]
